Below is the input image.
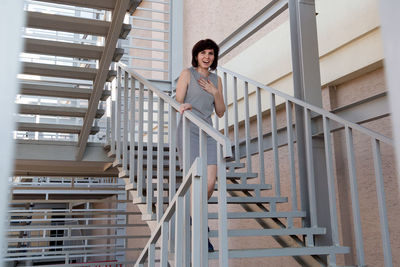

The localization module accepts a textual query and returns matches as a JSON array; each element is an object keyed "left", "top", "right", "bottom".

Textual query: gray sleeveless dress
[{"left": 176, "top": 67, "right": 218, "bottom": 169}]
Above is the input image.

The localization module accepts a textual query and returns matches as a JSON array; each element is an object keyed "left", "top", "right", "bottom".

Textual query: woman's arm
[
  {"left": 176, "top": 69, "right": 192, "bottom": 114},
  {"left": 176, "top": 69, "right": 190, "bottom": 103},
  {"left": 198, "top": 76, "right": 226, "bottom": 118}
]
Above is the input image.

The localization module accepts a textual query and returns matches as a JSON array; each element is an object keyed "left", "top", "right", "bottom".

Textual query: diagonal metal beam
[
  {"left": 76, "top": 0, "right": 130, "bottom": 160},
  {"left": 218, "top": 0, "right": 288, "bottom": 59}
]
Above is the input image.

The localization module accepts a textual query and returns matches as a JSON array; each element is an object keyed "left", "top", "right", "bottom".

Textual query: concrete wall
[{"left": 183, "top": 0, "right": 398, "bottom": 266}]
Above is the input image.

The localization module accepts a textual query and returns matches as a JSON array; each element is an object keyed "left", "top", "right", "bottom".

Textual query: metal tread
[
  {"left": 208, "top": 211, "right": 306, "bottom": 219},
  {"left": 22, "top": 62, "right": 116, "bottom": 82},
  {"left": 130, "top": 196, "right": 288, "bottom": 205},
  {"left": 17, "top": 122, "right": 99, "bottom": 134},
  {"left": 18, "top": 104, "right": 104, "bottom": 118},
  {"left": 19, "top": 82, "right": 111, "bottom": 100},
  {"left": 118, "top": 169, "right": 259, "bottom": 180},
  {"left": 125, "top": 182, "right": 272, "bottom": 192},
  {"left": 208, "top": 227, "right": 326, "bottom": 237},
  {"left": 208, "top": 246, "right": 350, "bottom": 259},
  {"left": 24, "top": 38, "right": 124, "bottom": 61},
  {"left": 208, "top": 196, "right": 288, "bottom": 204},
  {"left": 26, "top": 11, "right": 131, "bottom": 38},
  {"left": 32, "top": 0, "right": 117, "bottom": 10}
]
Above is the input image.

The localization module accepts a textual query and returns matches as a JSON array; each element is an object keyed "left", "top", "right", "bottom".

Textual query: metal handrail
[
  {"left": 118, "top": 62, "right": 233, "bottom": 158},
  {"left": 218, "top": 66, "right": 393, "bottom": 145}
]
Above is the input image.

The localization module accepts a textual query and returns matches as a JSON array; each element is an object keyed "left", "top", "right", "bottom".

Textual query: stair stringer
[{"left": 227, "top": 181, "right": 326, "bottom": 267}]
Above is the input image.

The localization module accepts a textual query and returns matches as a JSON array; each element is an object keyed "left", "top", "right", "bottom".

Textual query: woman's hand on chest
[{"left": 198, "top": 78, "right": 218, "bottom": 96}]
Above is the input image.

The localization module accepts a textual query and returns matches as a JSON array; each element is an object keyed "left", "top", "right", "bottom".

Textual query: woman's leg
[{"left": 207, "top": 165, "right": 217, "bottom": 199}]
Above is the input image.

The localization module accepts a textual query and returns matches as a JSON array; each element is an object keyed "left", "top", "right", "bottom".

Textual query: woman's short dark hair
[{"left": 191, "top": 39, "right": 219, "bottom": 71}]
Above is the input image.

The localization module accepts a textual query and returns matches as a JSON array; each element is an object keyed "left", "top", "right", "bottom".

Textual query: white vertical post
[
  {"left": 0, "top": 2, "right": 25, "bottom": 263},
  {"left": 170, "top": 0, "right": 183, "bottom": 85},
  {"left": 379, "top": 1, "right": 400, "bottom": 191}
]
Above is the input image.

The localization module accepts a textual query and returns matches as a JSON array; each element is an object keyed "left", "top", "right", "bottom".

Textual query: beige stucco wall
[{"left": 183, "top": 0, "right": 398, "bottom": 266}]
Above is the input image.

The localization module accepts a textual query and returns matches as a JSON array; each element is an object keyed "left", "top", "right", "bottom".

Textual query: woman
[{"left": 176, "top": 39, "right": 225, "bottom": 252}]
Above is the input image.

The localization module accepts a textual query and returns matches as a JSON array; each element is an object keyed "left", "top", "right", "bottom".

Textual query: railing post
[
  {"left": 129, "top": 78, "right": 136, "bottom": 186},
  {"left": 199, "top": 130, "right": 208, "bottom": 265},
  {"left": 137, "top": 83, "right": 145, "bottom": 198},
  {"left": 157, "top": 98, "right": 165, "bottom": 222},
  {"left": 146, "top": 90, "right": 154, "bottom": 215},
  {"left": 115, "top": 66, "right": 122, "bottom": 165},
  {"left": 217, "top": 144, "right": 228, "bottom": 266},
  {"left": 288, "top": 0, "right": 333, "bottom": 249},
  {"left": 168, "top": 106, "right": 177, "bottom": 252},
  {"left": 0, "top": 0, "right": 25, "bottom": 256},
  {"left": 122, "top": 71, "right": 129, "bottom": 173},
  {"left": 170, "top": 0, "right": 183, "bottom": 85}
]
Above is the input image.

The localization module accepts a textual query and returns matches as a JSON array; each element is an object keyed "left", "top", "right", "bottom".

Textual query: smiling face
[{"left": 196, "top": 49, "right": 215, "bottom": 70}]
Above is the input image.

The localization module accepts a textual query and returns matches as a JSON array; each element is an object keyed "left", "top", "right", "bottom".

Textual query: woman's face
[{"left": 196, "top": 49, "right": 214, "bottom": 69}]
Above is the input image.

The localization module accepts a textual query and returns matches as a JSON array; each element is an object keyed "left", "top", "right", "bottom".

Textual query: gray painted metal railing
[
  {"left": 217, "top": 65, "right": 394, "bottom": 266},
  {"left": 107, "top": 62, "right": 232, "bottom": 266}
]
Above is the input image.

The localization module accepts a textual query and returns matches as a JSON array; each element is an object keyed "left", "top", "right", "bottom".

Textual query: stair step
[
  {"left": 125, "top": 183, "right": 272, "bottom": 192},
  {"left": 18, "top": 104, "right": 104, "bottom": 118},
  {"left": 19, "top": 81, "right": 111, "bottom": 100},
  {"left": 208, "top": 196, "right": 287, "bottom": 204},
  {"left": 118, "top": 169, "right": 258, "bottom": 180},
  {"left": 32, "top": 0, "right": 116, "bottom": 11},
  {"left": 113, "top": 156, "right": 179, "bottom": 169},
  {"left": 23, "top": 38, "right": 124, "bottom": 61},
  {"left": 17, "top": 122, "right": 99, "bottom": 134},
  {"left": 22, "top": 62, "right": 116, "bottom": 82},
  {"left": 208, "top": 227, "right": 326, "bottom": 237},
  {"left": 226, "top": 162, "right": 245, "bottom": 169},
  {"left": 208, "top": 211, "right": 306, "bottom": 219},
  {"left": 33, "top": 0, "right": 141, "bottom": 14},
  {"left": 208, "top": 246, "right": 350, "bottom": 259},
  {"left": 130, "top": 196, "right": 287, "bottom": 205},
  {"left": 26, "top": 11, "right": 131, "bottom": 38}
]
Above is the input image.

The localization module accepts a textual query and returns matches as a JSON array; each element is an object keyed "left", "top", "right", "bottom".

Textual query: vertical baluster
[
  {"left": 160, "top": 221, "right": 169, "bottom": 267},
  {"left": 217, "top": 144, "right": 228, "bottom": 266},
  {"left": 233, "top": 76, "right": 240, "bottom": 162},
  {"left": 129, "top": 78, "right": 136, "bottom": 186},
  {"left": 157, "top": 98, "right": 165, "bottom": 222},
  {"left": 175, "top": 195, "right": 184, "bottom": 267},
  {"left": 214, "top": 112, "right": 219, "bottom": 130},
  {"left": 256, "top": 87, "right": 265, "bottom": 184},
  {"left": 192, "top": 143, "right": 202, "bottom": 266},
  {"left": 110, "top": 100, "right": 116, "bottom": 154},
  {"left": 270, "top": 93, "right": 281, "bottom": 196},
  {"left": 371, "top": 138, "right": 392, "bottom": 267},
  {"left": 182, "top": 116, "right": 190, "bottom": 176},
  {"left": 122, "top": 71, "right": 129, "bottom": 173},
  {"left": 223, "top": 72, "right": 228, "bottom": 137},
  {"left": 146, "top": 90, "right": 154, "bottom": 215},
  {"left": 199, "top": 130, "right": 208, "bottom": 264},
  {"left": 115, "top": 66, "right": 122, "bottom": 165},
  {"left": 148, "top": 242, "right": 155, "bottom": 267},
  {"left": 304, "top": 108, "right": 318, "bottom": 230},
  {"left": 244, "top": 81, "right": 252, "bottom": 172},
  {"left": 137, "top": 83, "right": 145, "bottom": 198},
  {"left": 344, "top": 126, "right": 365, "bottom": 265},
  {"left": 168, "top": 106, "right": 177, "bottom": 252},
  {"left": 322, "top": 117, "right": 340, "bottom": 250},
  {"left": 182, "top": 115, "right": 191, "bottom": 266},
  {"left": 286, "top": 100, "right": 297, "bottom": 212},
  {"left": 106, "top": 116, "right": 110, "bottom": 146}
]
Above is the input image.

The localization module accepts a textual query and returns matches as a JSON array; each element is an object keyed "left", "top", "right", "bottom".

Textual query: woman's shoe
[
  {"left": 208, "top": 238, "right": 215, "bottom": 252},
  {"left": 208, "top": 227, "right": 214, "bottom": 252}
]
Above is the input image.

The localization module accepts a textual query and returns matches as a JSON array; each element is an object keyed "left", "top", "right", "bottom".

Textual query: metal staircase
[
  {"left": 5, "top": 0, "right": 397, "bottom": 266},
  {"left": 102, "top": 62, "right": 397, "bottom": 266},
  {"left": 16, "top": 0, "right": 138, "bottom": 156}
]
